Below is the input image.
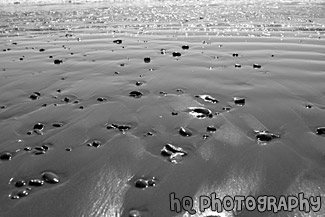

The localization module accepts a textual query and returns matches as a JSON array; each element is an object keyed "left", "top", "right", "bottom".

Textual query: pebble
[
  {"left": 113, "top": 39, "right": 122, "bottom": 44},
  {"left": 30, "top": 92, "right": 41, "bottom": 100},
  {"left": 207, "top": 126, "right": 217, "bottom": 133},
  {"left": 253, "top": 63, "right": 261, "bottom": 69},
  {"left": 144, "top": 57, "right": 151, "bottom": 63},
  {"left": 179, "top": 127, "right": 192, "bottom": 137},
  {"left": 87, "top": 140, "right": 101, "bottom": 148},
  {"left": 14, "top": 180, "right": 27, "bottom": 188},
  {"left": 0, "top": 152, "right": 13, "bottom": 161},
  {"left": 129, "top": 210, "right": 141, "bottom": 217},
  {"left": 172, "top": 52, "right": 181, "bottom": 57},
  {"left": 97, "top": 97, "right": 107, "bottom": 102},
  {"left": 54, "top": 59, "right": 63, "bottom": 64},
  {"left": 29, "top": 179, "right": 44, "bottom": 187},
  {"left": 160, "top": 48, "right": 166, "bottom": 54},
  {"left": 233, "top": 97, "right": 246, "bottom": 106},
  {"left": 316, "top": 127, "right": 325, "bottom": 136},
  {"left": 129, "top": 90, "right": 143, "bottom": 98},
  {"left": 41, "top": 172, "right": 60, "bottom": 184},
  {"left": 195, "top": 94, "right": 219, "bottom": 103},
  {"left": 255, "top": 130, "right": 280, "bottom": 142},
  {"left": 33, "top": 123, "right": 44, "bottom": 130},
  {"left": 235, "top": 63, "right": 241, "bottom": 68},
  {"left": 52, "top": 123, "right": 63, "bottom": 128},
  {"left": 182, "top": 45, "right": 189, "bottom": 50},
  {"left": 188, "top": 107, "right": 213, "bottom": 118},
  {"left": 161, "top": 144, "right": 187, "bottom": 163}
]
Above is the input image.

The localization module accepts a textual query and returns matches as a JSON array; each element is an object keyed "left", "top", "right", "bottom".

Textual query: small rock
[
  {"left": 172, "top": 52, "right": 181, "bottom": 57},
  {"left": 316, "top": 127, "right": 325, "bottom": 136},
  {"left": 41, "top": 172, "right": 60, "bottom": 184},
  {"left": 54, "top": 59, "right": 63, "bottom": 64}
]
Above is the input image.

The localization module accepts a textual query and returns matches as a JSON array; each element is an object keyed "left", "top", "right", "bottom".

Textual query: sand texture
[{"left": 0, "top": 0, "right": 325, "bottom": 216}]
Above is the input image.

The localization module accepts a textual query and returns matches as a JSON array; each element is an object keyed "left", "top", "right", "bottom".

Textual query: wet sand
[{"left": 1, "top": 0, "right": 325, "bottom": 216}]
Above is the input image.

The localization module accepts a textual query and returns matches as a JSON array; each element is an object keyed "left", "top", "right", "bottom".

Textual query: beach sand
[{"left": 0, "top": 0, "right": 325, "bottom": 216}]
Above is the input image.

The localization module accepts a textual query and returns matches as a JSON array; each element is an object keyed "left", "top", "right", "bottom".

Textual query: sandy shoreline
[{"left": 1, "top": 0, "right": 325, "bottom": 217}]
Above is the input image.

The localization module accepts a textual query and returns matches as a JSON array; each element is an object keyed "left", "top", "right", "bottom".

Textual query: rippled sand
[{"left": 0, "top": 0, "right": 325, "bottom": 216}]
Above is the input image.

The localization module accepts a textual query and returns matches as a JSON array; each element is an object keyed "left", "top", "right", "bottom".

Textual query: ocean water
[{"left": 0, "top": 0, "right": 325, "bottom": 217}]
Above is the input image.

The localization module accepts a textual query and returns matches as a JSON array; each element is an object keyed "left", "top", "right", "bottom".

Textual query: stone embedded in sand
[
  {"left": 195, "top": 94, "right": 219, "bottom": 104},
  {"left": 161, "top": 144, "right": 187, "bottom": 156},
  {"left": 169, "top": 152, "right": 185, "bottom": 163},
  {"left": 24, "top": 147, "right": 32, "bottom": 151},
  {"left": 160, "top": 48, "right": 166, "bottom": 54},
  {"left": 29, "top": 179, "right": 44, "bottom": 187},
  {"left": 202, "top": 134, "right": 209, "bottom": 140},
  {"left": 113, "top": 39, "right": 122, "bottom": 44},
  {"left": 87, "top": 140, "right": 101, "bottom": 148},
  {"left": 41, "top": 172, "right": 60, "bottom": 184},
  {"left": 42, "top": 144, "right": 50, "bottom": 151},
  {"left": 129, "top": 209, "right": 141, "bottom": 217},
  {"left": 106, "top": 123, "right": 131, "bottom": 133},
  {"left": 97, "top": 97, "right": 107, "bottom": 102},
  {"left": 39, "top": 48, "right": 45, "bottom": 52},
  {"left": 63, "top": 97, "right": 71, "bottom": 103},
  {"left": 33, "top": 123, "right": 44, "bottom": 131},
  {"left": 135, "top": 81, "right": 143, "bottom": 86},
  {"left": 233, "top": 97, "right": 246, "bottom": 106},
  {"left": 117, "top": 125, "right": 131, "bottom": 132},
  {"left": 161, "top": 144, "right": 187, "bottom": 163},
  {"left": 235, "top": 63, "right": 241, "bottom": 68},
  {"left": 172, "top": 52, "right": 181, "bottom": 57},
  {"left": 52, "top": 123, "right": 63, "bottom": 128},
  {"left": 207, "top": 126, "right": 217, "bottom": 133},
  {"left": 34, "top": 151, "right": 46, "bottom": 155},
  {"left": 316, "top": 127, "right": 325, "bottom": 136},
  {"left": 253, "top": 63, "right": 261, "bottom": 69},
  {"left": 182, "top": 45, "right": 189, "bottom": 50},
  {"left": 30, "top": 92, "right": 41, "bottom": 100},
  {"left": 0, "top": 152, "right": 13, "bottom": 161},
  {"left": 305, "top": 104, "right": 312, "bottom": 109},
  {"left": 159, "top": 91, "right": 167, "bottom": 96},
  {"left": 171, "top": 112, "right": 178, "bottom": 116},
  {"left": 11, "top": 188, "right": 31, "bottom": 199},
  {"left": 255, "top": 130, "right": 280, "bottom": 142},
  {"left": 134, "top": 179, "right": 148, "bottom": 189},
  {"left": 54, "top": 59, "right": 63, "bottom": 64},
  {"left": 188, "top": 107, "right": 213, "bottom": 119},
  {"left": 134, "top": 177, "right": 157, "bottom": 189},
  {"left": 179, "top": 127, "right": 192, "bottom": 137},
  {"left": 106, "top": 124, "right": 116, "bottom": 130},
  {"left": 222, "top": 107, "right": 231, "bottom": 111},
  {"left": 144, "top": 57, "right": 151, "bottom": 63},
  {"left": 34, "top": 146, "right": 46, "bottom": 151},
  {"left": 129, "top": 90, "right": 143, "bottom": 98},
  {"left": 14, "top": 180, "right": 27, "bottom": 188}
]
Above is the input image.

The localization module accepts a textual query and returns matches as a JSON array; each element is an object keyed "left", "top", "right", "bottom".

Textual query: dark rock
[
  {"left": 41, "top": 172, "right": 60, "bottom": 184},
  {"left": 29, "top": 179, "right": 44, "bottom": 187},
  {"left": 113, "top": 39, "right": 122, "bottom": 44},
  {"left": 129, "top": 91, "right": 143, "bottom": 98},
  {"left": 172, "top": 52, "right": 181, "bottom": 57},
  {"left": 316, "top": 127, "right": 325, "bottom": 136},
  {"left": 179, "top": 127, "right": 192, "bottom": 137},
  {"left": 54, "top": 59, "right": 63, "bottom": 64},
  {"left": 0, "top": 152, "right": 12, "bottom": 161}
]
